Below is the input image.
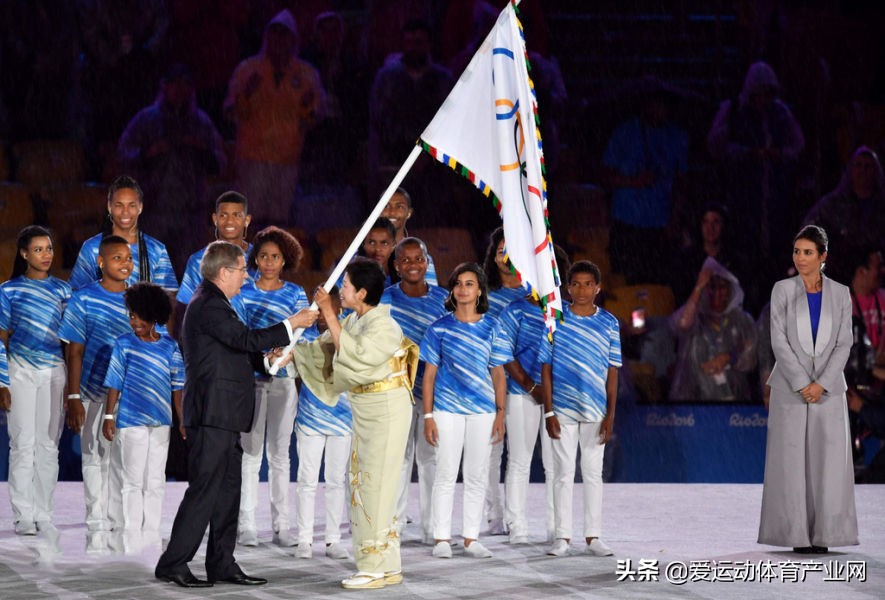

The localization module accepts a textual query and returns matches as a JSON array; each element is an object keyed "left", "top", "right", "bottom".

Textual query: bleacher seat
[
  {"left": 13, "top": 140, "right": 86, "bottom": 185},
  {"left": 316, "top": 227, "right": 360, "bottom": 270},
  {"left": 0, "top": 183, "right": 36, "bottom": 229},
  {"left": 603, "top": 283, "right": 675, "bottom": 325}
]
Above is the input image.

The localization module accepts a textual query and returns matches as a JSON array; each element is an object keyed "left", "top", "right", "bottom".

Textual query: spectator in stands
[
  {"left": 368, "top": 19, "right": 453, "bottom": 221},
  {"left": 168, "top": 0, "right": 249, "bottom": 136},
  {"left": 848, "top": 246, "right": 885, "bottom": 357},
  {"left": 707, "top": 61, "right": 804, "bottom": 278},
  {"left": 602, "top": 90, "right": 688, "bottom": 284},
  {"left": 301, "top": 11, "right": 368, "bottom": 185},
  {"left": 804, "top": 146, "right": 885, "bottom": 277},
  {"left": 847, "top": 387, "right": 885, "bottom": 483},
  {"left": 117, "top": 64, "right": 226, "bottom": 276},
  {"left": 669, "top": 258, "right": 757, "bottom": 402},
  {"left": 670, "top": 204, "right": 757, "bottom": 313},
  {"left": 225, "top": 9, "right": 325, "bottom": 226},
  {"left": 76, "top": 0, "right": 169, "bottom": 146}
]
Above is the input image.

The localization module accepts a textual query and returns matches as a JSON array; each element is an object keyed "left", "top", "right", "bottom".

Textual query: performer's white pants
[
  {"left": 504, "top": 393, "right": 554, "bottom": 537},
  {"left": 395, "top": 404, "right": 436, "bottom": 538},
  {"left": 7, "top": 360, "right": 64, "bottom": 525},
  {"left": 485, "top": 430, "right": 504, "bottom": 522},
  {"left": 431, "top": 411, "right": 495, "bottom": 541},
  {"left": 81, "top": 396, "right": 118, "bottom": 530},
  {"left": 552, "top": 419, "right": 605, "bottom": 540},
  {"left": 240, "top": 377, "right": 297, "bottom": 533},
  {"left": 295, "top": 430, "right": 351, "bottom": 544},
  {"left": 112, "top": 425, "right": 169, "bottom": 532}
]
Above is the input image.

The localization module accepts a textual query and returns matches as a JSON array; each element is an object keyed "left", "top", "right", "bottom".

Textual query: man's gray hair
[{"left": 200, "top": 241, "right": 244, "bottom": 280}]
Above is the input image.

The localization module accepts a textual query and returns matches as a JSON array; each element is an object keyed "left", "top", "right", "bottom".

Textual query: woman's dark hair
[
  {"left": 102, "top": 175, "right": 149, "bottom": 282},
  {"left": 247, "top": 226, "right": 304, "bottom": 275},
  {"left": 568, "top": 260, "right": 602, "bottom": 284},
  {"left": 482, "top": 226, "right": 506, "bottom": 291},
  {"left": 445, "top": 262, "right": 490, "bottom": 313},
  {"left": 344, "top": 257, "right": 386, "bottom": 306},
  {"left": 370, "top": 217, "right": 397, "bottom": 241},
  {"left": 124, "top": 282, "right": 173, "bottom": 326},
  {"left": 794, "top": 224, "right": 828, "bottom": 256},
  {"left": 12, "top": 225, "right": 53, "bottom": 279}
]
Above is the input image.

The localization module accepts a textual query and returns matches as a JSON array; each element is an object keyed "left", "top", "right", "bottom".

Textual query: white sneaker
[
  {"left": 273, "top": 529, "right": 297, "bottom": 547},
  {"left": 509, "top": 533, "right": 529, "bottom": 545},
  {"left": 294, "top": 543, "right": 312, "bottom": 559},
  {"left": 586, "top": 538, "right": 614, "bottom": 556},
  {"left": 547, "top": 539, "right": 569, "bottom": 557},
  {"left": 464, "top": 541, "right": 493, "bottom": 558},
  {"left": 325, "top": 542, "right": 350, "bottom": 559},
  {"left": 432, "top": 541, "right": 452, "bottom": 558},
  {"left": 487, "top": 519, "right": 508, "bottom": 536},
  {"left": 15, "top": 521, "right": 37, "bottom": 536},
  {"left": 237, "top": 529, "right": 258, "bottom": 547}
]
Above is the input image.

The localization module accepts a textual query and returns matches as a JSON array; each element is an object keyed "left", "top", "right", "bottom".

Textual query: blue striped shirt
[
  {"left": 0, "top": 343, "right": 9, "bottom": 387},
  {"left": 58, "top": 281, "right": 131, "bottom": 400},
  {"left": 420, "top": 313, "right": 512, "bottom": 415},
  {"left": 104, "top": 333, "right": 185, "bottom": 428},
  {"left": 381, "top": 282, "right": 448, "bottom": 401},
  {"left": 69, "top": 233, "right": 179, "bottom": 291},
  {"left": 240, "top": 280, "right": 308, "bottom": 377},
  {"left": 498, "top": 298, "right": 548, "bottom": 394},
  {"left": 0, "top": 276, "right": 71, "bottom": 369},
  {"left": 487, "top": 285, "right": 527, "bottom": 319},
  {"left": 545, "top": 304, "right": 622, "bottom": 422},
  {"left": 295, "top": 325, "right": 353, "bottom": 435}
]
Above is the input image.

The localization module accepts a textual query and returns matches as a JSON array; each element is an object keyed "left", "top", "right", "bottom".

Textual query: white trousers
[
  {"left": 431, "top": 411, "right": 495, "bottom": 541},
  {"left": 240, "top": 377, "right": 297, "bottom": 533},
  {"left": 504, "top": 393, "right": 554, "bottom": 537},
  {"left": 7, "top": 360, "right": 65, "bottom": 525},
  {"left": 485, "top": 430, "right": 504, "bottom": 522},
  {"left": 395, "top": 404, "right": 436, "bottom": 537},
  {"left": 81, "top": 397, "right": 118, "bottom": 530},
  {"left": 552, "top": 419, "right": 605, "bottom": 540},
  {"left": 112, "top": 425, "right": 169, "bottom": 532},
  {"left": 294, "top": 430, "right": 351, "bottom": 544}
]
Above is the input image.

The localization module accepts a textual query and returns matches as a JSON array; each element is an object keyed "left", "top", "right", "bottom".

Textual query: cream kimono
[{"left": 293, "top": 305, "right": 413, "bottom": 574}]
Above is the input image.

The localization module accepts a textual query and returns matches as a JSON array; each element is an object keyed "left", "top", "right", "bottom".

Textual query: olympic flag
[{"left": 419, "top": 1, "right": 562, "bottom": 337}]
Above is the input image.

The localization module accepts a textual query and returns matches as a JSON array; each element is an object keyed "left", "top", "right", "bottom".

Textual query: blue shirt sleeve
[{"left": 103, "top": 339, "right": 126, "bottom": 392}]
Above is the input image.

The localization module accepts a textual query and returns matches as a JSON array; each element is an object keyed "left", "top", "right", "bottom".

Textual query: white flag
[{"left": 419, "top": 1, "right": 562, "bottom": 336}]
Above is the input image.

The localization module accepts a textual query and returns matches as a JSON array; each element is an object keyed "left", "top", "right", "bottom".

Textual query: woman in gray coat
[{"left": 758, "top": 225, "right": 858, "bottom": 553}]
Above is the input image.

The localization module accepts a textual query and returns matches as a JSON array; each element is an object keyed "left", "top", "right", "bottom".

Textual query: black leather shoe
[
  {"left": 213, "top": 571, "right": 267, "bottom": 585},
  {"left": 811, "top": 545, "right": 829, "bottom": 554},
  {"left": 792, "top": 546, "right": 814, "bottom": 554},
  {"left": 155, "top": 570, "right": 213, "bottom": 588}
]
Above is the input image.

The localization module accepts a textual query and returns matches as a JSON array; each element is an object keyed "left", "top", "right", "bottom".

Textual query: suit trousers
[{"left": 156, "top": 426, "right": 243, "bottom": 580}]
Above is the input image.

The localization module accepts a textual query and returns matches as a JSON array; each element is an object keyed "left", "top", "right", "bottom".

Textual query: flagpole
[{"left": 268, "top": 144, "right": 423, "bottom": 375}]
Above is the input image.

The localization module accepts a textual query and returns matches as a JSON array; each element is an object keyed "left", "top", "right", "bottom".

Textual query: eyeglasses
[{"left": 225, "top": 266, "right": 248, "bottom": 273}]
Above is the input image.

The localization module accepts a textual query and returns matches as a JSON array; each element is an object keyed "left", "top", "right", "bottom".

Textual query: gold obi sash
[{"left": 350, "top": 338, "right": 420, "bottom": 403}]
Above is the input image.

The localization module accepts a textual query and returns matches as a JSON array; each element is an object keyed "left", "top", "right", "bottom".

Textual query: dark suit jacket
[{"left": 181, "top": 280, "right": 291, "bottom": 432}]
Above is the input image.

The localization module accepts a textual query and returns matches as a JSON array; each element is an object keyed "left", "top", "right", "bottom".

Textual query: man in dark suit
[{"left": 155, "top": 241, "right": 316, "bottom": 588}]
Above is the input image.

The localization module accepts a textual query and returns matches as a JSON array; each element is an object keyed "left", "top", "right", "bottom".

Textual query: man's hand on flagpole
[{"left": 288, "top": 308, "right": 319, "bottom": 330}]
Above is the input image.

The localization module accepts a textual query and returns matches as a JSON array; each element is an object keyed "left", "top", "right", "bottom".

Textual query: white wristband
[
  {"left": 103, "top": 414, "right": 114, "bottom": 421},
  {"left": 67, "top": 393, "right": 81, "bottom": 400},
  {"left": 423, "top": 413, "right": 434, "bottom": 420},
  {"left": 544, "top": 411, "right": 555, "bottom": 419}
]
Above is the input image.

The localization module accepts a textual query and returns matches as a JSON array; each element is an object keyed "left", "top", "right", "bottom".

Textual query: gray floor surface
[{"left": 1, "top": 482, "right": 881, "bottom": 599}]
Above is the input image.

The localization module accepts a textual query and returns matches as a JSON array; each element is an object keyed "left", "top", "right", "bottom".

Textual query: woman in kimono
[
  {"left": 758, "top": 225, "right": 858, "bottom": 553},
  {"left": 292, "top": 257, "right": 415, "bottom": 589}
]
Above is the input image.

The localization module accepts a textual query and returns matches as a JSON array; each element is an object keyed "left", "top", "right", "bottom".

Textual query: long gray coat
[{"left": 758, "top": 274, "right": 858, "bottom": 548}]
